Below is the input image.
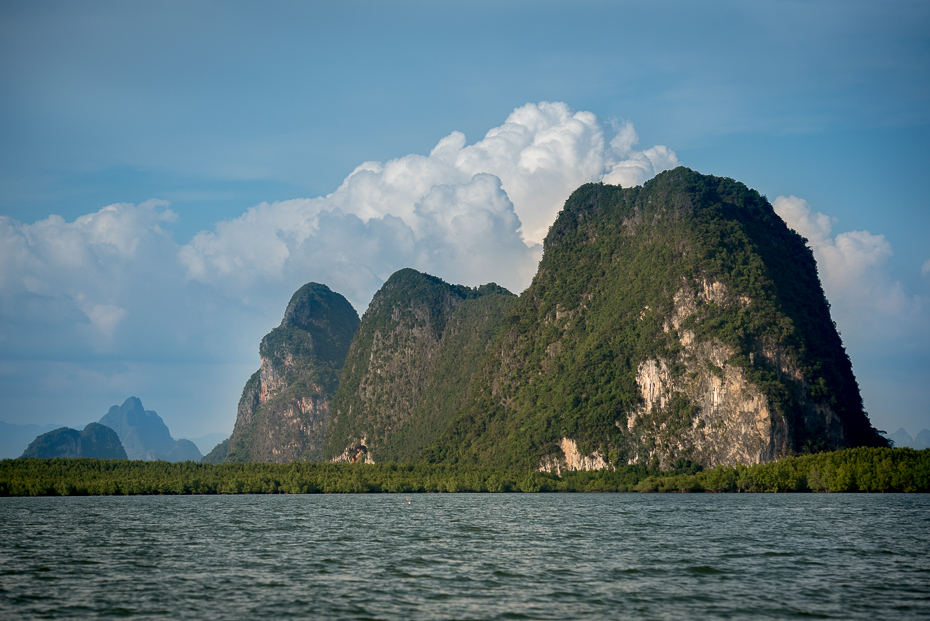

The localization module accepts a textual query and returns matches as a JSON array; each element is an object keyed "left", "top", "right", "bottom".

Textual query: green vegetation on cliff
[
  {"left": 202, "top": 438, "right": 230, "bottom": 464},
  {"left": 2, "top": 447, "right": 926, "bottom": 495},
  {"left": 219, "top": 168, "right": 886, "bottom": 471},
  {"left": 325, "top": 269, "right": 517, "bottom": 463},
  {"left": 420, "top": 168, "right": 885, "bottom": 469}
]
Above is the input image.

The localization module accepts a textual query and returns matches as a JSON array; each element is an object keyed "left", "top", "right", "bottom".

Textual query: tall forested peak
[
  {"left": 545, "top": 167, "right": 783, "bottom": 252},
  {"left": 422, "top": 167, "right": 885, "bottom": 470},
  {"left": 362, "top": 268, "right": 514, "bottom": 338}
]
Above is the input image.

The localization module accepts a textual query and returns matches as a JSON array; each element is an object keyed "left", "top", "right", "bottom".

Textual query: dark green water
[{"left": 1, "top": 494, "right": 928, "bottom": 619}]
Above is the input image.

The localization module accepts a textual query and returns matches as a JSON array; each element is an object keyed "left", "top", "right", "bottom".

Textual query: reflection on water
[{"left": 1, "top": 494, "right": 928, "bottom": 619}]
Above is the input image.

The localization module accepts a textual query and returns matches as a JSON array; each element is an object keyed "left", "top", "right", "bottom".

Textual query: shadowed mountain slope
[
  {"left": 20, "top": 423, "right": 127, "bottom": 459},
  {"left": 324, "top": 269, "right": 517, "bottom": 463}
]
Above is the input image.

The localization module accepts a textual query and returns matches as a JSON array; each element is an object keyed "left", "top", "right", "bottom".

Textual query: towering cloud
[
  {"left": 773, "top": 195, "right": 927, "bottom": 339},
  {"left": 177, "top": 102, "right": 678, "bottom": 308}
]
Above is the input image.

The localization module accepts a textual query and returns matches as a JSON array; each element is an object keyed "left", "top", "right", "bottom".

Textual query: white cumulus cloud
[
  {"left": 773, "top": 195, "right": 925, "bottom": 330},
  {"left": 178, "top": 102, "right": 678, "bottom": 308}
]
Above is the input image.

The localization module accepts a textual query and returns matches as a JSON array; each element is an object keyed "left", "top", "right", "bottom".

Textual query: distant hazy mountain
[
  {"left": 20, "top": 423, "right": 127, "bottom": 459},
  {"left": 98, "top": 397, "right": 202, "bottom": 462},
  {"left": 186, "top": 433, "right": 229, "bottom": 456},
  {"left": 886, "top": 428, "right": 930, "bottom": 449},
  {"left": 888, "top": 428, "right": 914, "bottom": 448},
  {"left": 0, "top": 421, "right": 61, "bottom": 459},
  {"left": 202, "top": 438, "right": 230, "bottom": 464},
  {"left": 166, "top": 439, "right": 202, "bottom": 461},
  {"left": 916, "top": 430, "right": 930, "bottom": 450}
]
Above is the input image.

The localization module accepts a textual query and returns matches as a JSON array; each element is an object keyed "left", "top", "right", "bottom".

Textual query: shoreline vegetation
[{"left": 1, "top": 447, "right": 927, "bottom": 496}]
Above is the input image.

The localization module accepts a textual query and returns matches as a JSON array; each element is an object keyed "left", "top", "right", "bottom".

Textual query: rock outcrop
[{"left": 224, "top": 283, "right": 360, "bottom": 463}]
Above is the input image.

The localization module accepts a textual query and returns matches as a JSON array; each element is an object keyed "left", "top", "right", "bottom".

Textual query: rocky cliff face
[
  {"left": 420, "top": 168, "right": 886, "bottom": 470},
  {"left": 224, "top": 283, "right": 360, "bottom": 463},
  {"left": 324, "top": 269, "right": 517, "bottom": 463}
]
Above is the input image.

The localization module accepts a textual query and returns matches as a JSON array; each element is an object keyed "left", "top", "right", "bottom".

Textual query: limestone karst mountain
[
  {"left": 887, "top": 428, "right": 930, "bottom": 450},
  {"left": 427, "top": 168, "right": 887, "bottom": 469},
  {"left": 917, "top": 429, "right": 930, "bottom": 450},
  {"left": 99, "top": 397, "right": 202, "bottom": 461},
  {"left": 19, "top": 423, "right": 127, "bottom": 459},
  {"left": 326, "top": 168, "right": 886, "bottom": 470},
  {"left": 220, "top": 283, "right": 360, "bottom": 463},
  {"left": 0, "top": 422, "right": 61, "bottom": 459},
  {"left": 227, "top": 167, "right": 887, "bottom": 469}
]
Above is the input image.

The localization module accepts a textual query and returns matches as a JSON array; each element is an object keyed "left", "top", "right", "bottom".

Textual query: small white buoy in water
[{"left": 406, "top": 496, "right": 411, "bottom": 505}]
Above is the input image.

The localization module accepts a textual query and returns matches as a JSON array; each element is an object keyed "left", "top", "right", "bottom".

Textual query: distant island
[
  {"left": 886, "top": 428, "right": 930, "bottom": 450},
  {"left": 99, "top": 397, "right": 202, "bottom": 461},
  {"left": 20, "top": 423, "right": 127, "bottom": 459},
  {"left": 13, "top": 397, "right": 205, "bottom": 462}
]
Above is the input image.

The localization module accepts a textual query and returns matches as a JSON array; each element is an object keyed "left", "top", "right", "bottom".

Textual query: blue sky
[{"left": 1, "top": 0, "right": 928, "bottom": 439}]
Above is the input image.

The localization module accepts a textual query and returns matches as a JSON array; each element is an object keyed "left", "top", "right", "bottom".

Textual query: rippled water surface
[{"left": 2, "top": 494, "right": 928, "bottom": 619}]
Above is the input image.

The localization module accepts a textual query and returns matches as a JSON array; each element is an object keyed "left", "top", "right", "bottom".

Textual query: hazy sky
[{"left": 1, "top": 0, "right": 928, "bottom": 439}]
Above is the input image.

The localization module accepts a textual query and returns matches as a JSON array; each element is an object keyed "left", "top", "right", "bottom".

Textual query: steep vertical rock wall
[{"left": 225, "top": 283, "right": 360, "bottom": 463}]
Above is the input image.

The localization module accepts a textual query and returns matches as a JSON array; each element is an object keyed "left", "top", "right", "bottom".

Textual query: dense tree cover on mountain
[
  {"left": 202, "top": 438, "right": 230, "bottom": 464},
  {"left": 325, "top": 269, "right": 517, "bottom": 462},
  {"left": 2, "top": 448, "right": 926, "bottom": 496},
  {"left": 419, "top": 168, "right": 885, "bottom": 469},
  {"left": 224, "top": 169, "right": 885, "bottom": 470}
]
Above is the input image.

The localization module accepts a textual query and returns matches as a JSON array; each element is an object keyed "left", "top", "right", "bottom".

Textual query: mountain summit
[{"left": 324, "top": 269, "right": 517, "bottom": 463}]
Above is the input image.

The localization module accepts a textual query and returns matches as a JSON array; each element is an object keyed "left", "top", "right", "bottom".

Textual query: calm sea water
[{"left": 1, "top": 494, "right": 928, "bottom": 619}]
